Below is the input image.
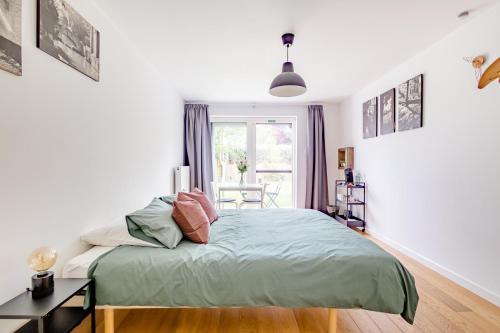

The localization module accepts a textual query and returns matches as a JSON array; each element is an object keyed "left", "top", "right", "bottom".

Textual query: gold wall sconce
[
  {"left": 465, "top": 55, "right": 500, "bottom": 89},
  {"left": 478, "top": 58, "right": 499, "bottom": 89}
]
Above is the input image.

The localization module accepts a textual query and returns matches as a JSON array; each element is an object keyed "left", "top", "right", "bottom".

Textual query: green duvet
[{"left": 88, "top": 209, "right": 418, "bottom": 323}]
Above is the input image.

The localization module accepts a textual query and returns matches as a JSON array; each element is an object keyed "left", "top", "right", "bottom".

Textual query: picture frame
[
  {"left": 0, "top": 0, "right": 22, "bottom": 76},
  {"left": 397, "top": 74, "right": 423, "bottom": 131},
  {"left": 362, "top": 97, "right": 378, "bottom": 139},
  {"left": 380, "top": 88, "right": 395, "bottom": 135},
  {"left": 37, "top": 0, "right": 100, "bottom": 81}
]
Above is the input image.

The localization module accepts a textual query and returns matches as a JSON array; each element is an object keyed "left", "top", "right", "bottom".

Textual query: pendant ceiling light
[{"left": 269, "top": 33, "right": 307, "bottom": 97}]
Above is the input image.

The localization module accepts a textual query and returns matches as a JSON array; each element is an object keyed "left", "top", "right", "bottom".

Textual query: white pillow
[
  {"left": 81, "top": 224, "right": 161, "bottom": 247},
  {"left": 63, "top": 246, "right": 115, "bottom": 278}
]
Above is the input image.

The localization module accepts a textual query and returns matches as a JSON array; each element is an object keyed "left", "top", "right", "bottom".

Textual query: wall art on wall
[
  {"left": 380, "top": 88, "right": 395, "bottom": 135},
  {"left": 37, "top": 0, "right": 100, "bottom": 81},
  {"left": 362, "top": 97, "right": 378, "bottom": 139},
  {"left": 0, "top": 0, "right": 22, "bottom": 76},
  {"left": 397, "top": 74, "right": 423, "bottom": 131}
]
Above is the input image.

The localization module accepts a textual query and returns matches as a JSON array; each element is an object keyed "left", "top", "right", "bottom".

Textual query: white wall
[
  {"left": 0, "top": 0, "right": 184, "bottom": 312},
  {"left": 209, "top": 103, "right": 339, "bottom": 208},
  {"left": 329, "top": 4, "right": 500, "bottom": 305}
]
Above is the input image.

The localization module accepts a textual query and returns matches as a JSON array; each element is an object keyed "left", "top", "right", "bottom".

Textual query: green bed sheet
[{"left": 88, "top": 209, "right": 418, "bottom": 323}]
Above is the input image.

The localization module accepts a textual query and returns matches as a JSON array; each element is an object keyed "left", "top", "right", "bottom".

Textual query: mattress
[
  {"left": 63, "top": 246, "right": 115, "bottom": 278},
  {"left": 88, "top": 209, "right": 419, "bottom": 323}
]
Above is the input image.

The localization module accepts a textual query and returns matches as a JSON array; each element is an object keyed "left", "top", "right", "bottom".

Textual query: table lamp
[
  {"left": 344, "top": 168, "right": 354, "bottom": 183},
  {"left": 27, "top": 247, "right": 57, "bottom": 299}
]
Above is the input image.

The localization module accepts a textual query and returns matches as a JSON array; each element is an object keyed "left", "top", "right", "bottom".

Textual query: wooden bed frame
[{"left": 100, "top": 306, "right": 338, "bottom": 333}]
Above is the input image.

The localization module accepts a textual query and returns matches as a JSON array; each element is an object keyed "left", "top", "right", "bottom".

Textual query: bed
[{"left": 66, "top": 209, "right": 419, "bottom": 333}]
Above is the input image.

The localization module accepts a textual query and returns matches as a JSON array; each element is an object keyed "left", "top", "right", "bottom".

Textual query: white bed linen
[
  {"left": 81, "top": 223, "right": 160, "bottom": 247},
  {"left": 62, "top": 246, "right": 115, "bottom": 278}
]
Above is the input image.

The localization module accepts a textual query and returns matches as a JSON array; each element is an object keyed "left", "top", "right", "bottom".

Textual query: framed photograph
[
  {"left": 380, "top": 88, "right": 395, "bottom": 135},
  {"left": 362, "top": 97, "right": 378, "bottom": 139},
  {"left": 37, "top": 0, "right": 100, "bottom": 81},
  {"left": 398, "top": 74, "right": 423, "bottom": 131},
  {"left": 0, "top": 0, "right": 22, "bottom": 76}
]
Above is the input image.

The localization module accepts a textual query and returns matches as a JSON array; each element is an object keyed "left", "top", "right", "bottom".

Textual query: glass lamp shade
[
  {"left": 27, "top": 247, "right": 57, "bottom": 272},
  {"left": 269, "top": 62, "right": 307, "bottom": 97}
]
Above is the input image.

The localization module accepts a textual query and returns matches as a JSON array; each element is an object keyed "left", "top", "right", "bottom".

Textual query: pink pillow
[
  {"left": 178, "top": 188, "right": 218, "bottom": 224},
  {"left": 172, "top": 198, "right": 210, "bottom": 244}
]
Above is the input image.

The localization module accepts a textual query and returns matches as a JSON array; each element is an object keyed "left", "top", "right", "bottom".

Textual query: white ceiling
[{"left": 96, "top": 0, "right": 497, "bottom": 103}]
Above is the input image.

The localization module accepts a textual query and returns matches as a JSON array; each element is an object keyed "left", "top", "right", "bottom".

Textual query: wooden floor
[{"left": 74, "top": 231, "right": 500, "bottom": 333}]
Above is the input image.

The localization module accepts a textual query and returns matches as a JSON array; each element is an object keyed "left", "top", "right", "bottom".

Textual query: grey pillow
[
  {"left": 126, "top": 198, "right": 183, "bottom": 249},
  {"left": 159, "top": 194, "right": 177, "bottom": 205}
]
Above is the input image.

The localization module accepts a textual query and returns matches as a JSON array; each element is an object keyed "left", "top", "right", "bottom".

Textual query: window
[
  {"left": 212, "top": 117, "right": 297, "bottom": 208},
  {"left": 213, "top": 123, "right": 247, "bottom": 184}
]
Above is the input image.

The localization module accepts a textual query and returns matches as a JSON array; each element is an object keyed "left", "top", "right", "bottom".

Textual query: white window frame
[{"left": 210, "top": 115, "right": 298, "bottom": 208}]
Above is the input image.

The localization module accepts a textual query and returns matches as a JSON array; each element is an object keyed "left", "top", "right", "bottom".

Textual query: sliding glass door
[
  {"left": 212, "top": 117, "right": 296, "bottom": 208},
  {"left": 255, "top": 123, "right": 294, "bottom": 208}
]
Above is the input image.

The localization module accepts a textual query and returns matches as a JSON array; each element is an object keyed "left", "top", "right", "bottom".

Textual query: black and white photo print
[
  {"left": 380, "top": 88, "right": 395, "bottom": 135},
  {"left": 38, "top": 0, "right": 100, "bottom": 81},
  {"left": 0, "top": 0, "right": 22, "bottom": 76},
  {"left": 398, "top": 74, "right": 423, "bottom": 131},
  {"left": 363, "top": 97, "right": 378, "bottom": 139}
]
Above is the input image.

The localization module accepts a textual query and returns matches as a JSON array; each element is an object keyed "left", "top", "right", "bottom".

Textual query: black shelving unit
[
  {"left": 334, "top": 180, "right": 366, "bottom": 232},
  {"left": 0, "top": 279, "right": 95, "bottom": 333}
]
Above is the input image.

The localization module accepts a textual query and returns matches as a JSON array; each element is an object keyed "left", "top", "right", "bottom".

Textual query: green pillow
[
  {"left": 126, "top": 220, "right": 163, "bottom": 247},
  {"left": 159, "top": 194, "right": 177, "bottom": 205},
  {"left": 126, "top": 198, "right": 183, "bottom": 248}
]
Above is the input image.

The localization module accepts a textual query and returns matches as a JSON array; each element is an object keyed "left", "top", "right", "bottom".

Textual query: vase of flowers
[{"left": 236, "top": 156, "right": 248, "bottom": 185}]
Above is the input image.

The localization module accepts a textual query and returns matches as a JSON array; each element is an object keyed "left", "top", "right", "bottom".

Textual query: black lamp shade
[{"left": 269, "top": 62, "right": 307, "bottom": 97}]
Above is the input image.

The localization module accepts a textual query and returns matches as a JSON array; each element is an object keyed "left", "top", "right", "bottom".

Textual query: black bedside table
[{"left": 0, "top": 278, "right": 95, "bottom": 333}]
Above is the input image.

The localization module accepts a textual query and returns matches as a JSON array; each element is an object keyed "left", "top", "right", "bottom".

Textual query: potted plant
[{"left": 236, "top": 155, "right": 249, "bottom": 185}]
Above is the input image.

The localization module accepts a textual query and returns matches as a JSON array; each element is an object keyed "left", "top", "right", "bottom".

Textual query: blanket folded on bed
[{"left": 88, "top": 209, "right": 418, "bottom": 323}]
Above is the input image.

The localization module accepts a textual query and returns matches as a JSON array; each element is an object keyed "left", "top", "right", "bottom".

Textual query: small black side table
[{"left": 0, "top": 278, "right": 95, "bottom": 333}]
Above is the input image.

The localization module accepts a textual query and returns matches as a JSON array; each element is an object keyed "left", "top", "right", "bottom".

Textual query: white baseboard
[{"left": 366, "top": 228, "right": 500, "bottom": 306}]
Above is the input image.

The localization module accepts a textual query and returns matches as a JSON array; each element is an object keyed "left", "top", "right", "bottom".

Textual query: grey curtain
[
  {"left": 305, "top": 105, "right": 329, "bottom": 211},
  {"left": 184, "top": 104, "right": 214, "bottom": 199}
]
